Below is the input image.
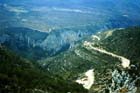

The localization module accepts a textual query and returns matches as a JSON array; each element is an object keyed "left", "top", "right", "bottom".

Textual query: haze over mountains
[
  {"left": 0, "top": 0, "right": 140, "bottom": 93},
  {"left": 1, "top": 0, "right": 140, "bottom": 31},
  {"left": 1, "top": 0, "right": 140, "bottom": 56}
]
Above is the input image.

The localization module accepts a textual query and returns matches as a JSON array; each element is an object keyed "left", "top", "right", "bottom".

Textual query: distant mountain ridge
[
  {"left": 1, "top": 0, "right": 140, "bottom": 32},
  {"left": 0, "top": 27, "right": 48, "bottom": 60},
  {"left": 0, "top": 0, "right": 140, "bottom": 92},
  {"left": 1, "top": 0, "right": 140, "bottom": 57},
  {"left": 0, "top": 27, "right": 97, "bottom": 60}
]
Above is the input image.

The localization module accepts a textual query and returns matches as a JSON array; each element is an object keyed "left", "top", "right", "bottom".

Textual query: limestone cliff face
[
  {"left": 0, "top": 27, "right": 48, "bottom": 60},
  {"left": 41, "top": 27, "right": 140, "bottom": 93}
]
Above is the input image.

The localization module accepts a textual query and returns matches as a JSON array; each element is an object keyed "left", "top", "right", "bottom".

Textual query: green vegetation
[
  {"left": 1, "top": 26, "right": 140, "bottom": 92},
  {"left": 0, "top": 27, "right": 48, "bottom": 60},
  {"left": 41, "top": 27, "right": 140, "bottom": 92},
  {"left": 0, "top": 46, "right": 87, "bottom": 93},
  {"left": 98, "top": 27, "right": 140, "bottom": 60}
]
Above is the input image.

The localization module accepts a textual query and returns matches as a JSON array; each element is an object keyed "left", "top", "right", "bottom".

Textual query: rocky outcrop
[{"left": 41, "top": 27, "right": 140, "bottom": 93}]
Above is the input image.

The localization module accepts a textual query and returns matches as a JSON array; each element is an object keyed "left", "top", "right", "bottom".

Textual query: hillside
[
  {"left": 0, "top": 46, "right": 87, "bottom": 93},
  {"left": 0, "top": 27, "right": 97, "bottom": 60},
  {"left": 1, "top": 0, "right": 140, "bottom": 93},
  {"left": 40, "top": 27, "right": 140, "bottom": 92},
  {"left": 0, "top": 27, "right": 48, "bottom": 60}
]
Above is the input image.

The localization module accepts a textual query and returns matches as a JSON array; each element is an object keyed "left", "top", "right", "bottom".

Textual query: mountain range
[
  {"left": 40, "top": 27, "right": 140, "bottom": 93},
  {"left": 1, "top": 26, "right": 140, "bottom": 93},
  {"left": 0, "top": 0, "right": 140, "bottom": 93}
]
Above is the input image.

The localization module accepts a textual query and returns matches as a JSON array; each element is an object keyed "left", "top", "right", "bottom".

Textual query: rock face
[
  {"left": 41, "top": 27, "right": 140, "bottom": 92},
  {"left": 1, "top": 0, "right": 140, "bottom": 60},
  {"left": 1, "top": 0, "right": 140, "bottom": 59},
  {"left": 108, "top": 69, "right": 138, "bottom": 93},
  {"left": 40, "top": 26, "right": 97, "bottom": 56},
  {"left": 0, "top": 27, "right": 48, "bottom": 60},
  {"left": 0, "top": 26, "right": 97, "bottom": 59}
]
